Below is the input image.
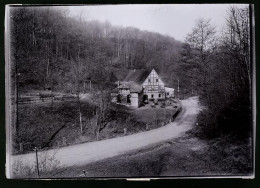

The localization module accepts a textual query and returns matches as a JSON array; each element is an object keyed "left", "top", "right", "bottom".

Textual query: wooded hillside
[{"left": 10, "top": 7, "right": 182, "bottom": 94}]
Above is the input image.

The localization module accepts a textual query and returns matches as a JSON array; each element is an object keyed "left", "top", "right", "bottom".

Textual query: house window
[
  {"left": 167, "top": 92, "right": 169, "bottom": 96},
  {"left": 159, "top": 94, "right": 161, "bottom": 97},
  {"left": 148, "top": 79, "right": 150, "bottom": 82},
  {"left": 151, "top": 94, "right": 154, "bottom": 98},
  {"left": 156, "top": 79, "right": 158, "bottom": 82}
]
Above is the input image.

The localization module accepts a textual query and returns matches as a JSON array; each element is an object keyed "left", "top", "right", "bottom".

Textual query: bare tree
[
  {"left": 223, "top": 6, "right": 251, "bottom": 90},
  {"left": 185, "top": 18, "right": 217, "bottom": 106},
  {"left": 89, "top": 52, "right": 114, "bottom": 141}
]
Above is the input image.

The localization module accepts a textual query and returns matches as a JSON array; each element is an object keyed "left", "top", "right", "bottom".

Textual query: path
[{"left": 10, "top": 97, "right": 200, "bottom": 170}]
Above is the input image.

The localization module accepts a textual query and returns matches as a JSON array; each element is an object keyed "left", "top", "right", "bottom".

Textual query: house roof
[
  {"left": 128, "top": 82, "right": 143, "bottom": 93},
  {"left": 117, "top": 82, "right": 143, "bottom": 93},
  {"left": 123, "top": 69, "right": 151, "bottom": 85},
  {"left": 117, "top": 83, "right": 129, "bottom": 89},
  {"left": 114, "top": 68, "right": 173, "bottom": 93}
]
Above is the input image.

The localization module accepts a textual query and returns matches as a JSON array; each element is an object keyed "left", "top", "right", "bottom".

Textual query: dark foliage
[{"left": 176, "top": 6, "right": 252, "bottom": 139}]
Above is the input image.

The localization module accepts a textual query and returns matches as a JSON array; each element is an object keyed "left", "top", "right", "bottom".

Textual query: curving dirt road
[{"left": 10, "top": 97, "right": 200, "bottom": 171}]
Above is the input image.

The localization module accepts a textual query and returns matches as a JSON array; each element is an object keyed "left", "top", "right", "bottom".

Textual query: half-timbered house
[{"left": 111, "top": 69, "right": 174, "bottom": 107}]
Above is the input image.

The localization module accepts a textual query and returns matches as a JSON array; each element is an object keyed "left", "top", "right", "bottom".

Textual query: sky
[{"left": 67, "top": 4, "right": 248, "bottom": 42}]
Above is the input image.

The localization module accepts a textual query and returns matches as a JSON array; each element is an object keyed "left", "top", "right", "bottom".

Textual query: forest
[
  {"left": 10, "top": 5, "right": 252, "bottom": 141},
  {"left": 10, "top": 7, "right": 182, "bottom": 94}
]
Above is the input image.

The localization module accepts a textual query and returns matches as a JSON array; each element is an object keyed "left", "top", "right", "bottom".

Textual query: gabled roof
[
  {"left": 123, "top": 69, "right": 151, "bottom": 85},
  {"left": 117, "top": 82, "right": 143, "bottom": 93}
]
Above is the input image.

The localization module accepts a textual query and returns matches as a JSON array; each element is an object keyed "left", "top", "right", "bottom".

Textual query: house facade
[
  {"left": 111, "top": 69, "right": 174, "bottom": 107},
  {"left": 142, "top": 69, "right": 165, "bottom": 101}
]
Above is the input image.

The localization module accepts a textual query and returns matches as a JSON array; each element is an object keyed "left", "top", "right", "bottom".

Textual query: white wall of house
[
  {"left": 131, "top": 93, "right": 139, "bottom": 107},
  {"left": 146, "top": 93, "right": 164, "bottom": 99}
]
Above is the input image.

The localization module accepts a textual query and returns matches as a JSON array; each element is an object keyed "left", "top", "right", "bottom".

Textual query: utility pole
[
  {"left": 77, "top": 44, "right": 83, "bottom": 134},
  {"left": 177, "top": 79, "right": 180, "bottom": 100},
  {"left": 83, "top": 81, "right": 86, "bottom": 93},
  {"left": 191, "top": 80, "right": 194, "bottom": 95},
  {"left": 89, "top": 80, "right": 92, "bottom": 92}
]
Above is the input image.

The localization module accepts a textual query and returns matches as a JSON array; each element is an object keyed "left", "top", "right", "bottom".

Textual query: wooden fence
[
  {"left": 13, "top": 95, "right": 77, "bottom": 105},
  {"left": 14, "top": 136, "right": 69, "bottom": 155}
]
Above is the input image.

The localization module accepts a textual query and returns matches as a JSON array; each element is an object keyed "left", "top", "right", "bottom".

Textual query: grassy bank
[
  {"left": 40, "top": 133, "right": 253, "bottom": 178},
  {"left": 13, "top": 101, "right": 178, "bottom": 154},
  {"left": 13, "top": 101, "right": 95, "bottom": 154}
]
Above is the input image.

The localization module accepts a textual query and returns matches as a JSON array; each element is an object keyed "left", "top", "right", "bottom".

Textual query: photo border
[{"left": 0, "top": 0, "right": 259, "bottom": 187}]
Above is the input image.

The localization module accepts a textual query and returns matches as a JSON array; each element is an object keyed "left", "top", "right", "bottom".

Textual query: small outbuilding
[
  {"left": 112, "top": 82, "right": 143, "bottom": 107},
  {"left": 165, "top": 87, "right": 175, "bottom": 98}
]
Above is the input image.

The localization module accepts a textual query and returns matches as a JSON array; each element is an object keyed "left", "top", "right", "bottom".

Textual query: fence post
[
  {"left": 34, "top": 147, "right": 40, "bottom": 178},
  {"left": 62, "top": 137, "right": 66, "bottom": 146},
  {"left": 124, "top": 128, "right": 127, "bottom": 135},
  {"left": 56, "top": 141, "right": 60, "bottom": 148},
  {"left": 19, "top": 143, "right": 23, "bottom": 152},
  {"left": 146, "top": 124, "right": 149, "bottom": 130},
  {"left": 96, "top": 131, "right": 99, "bottom": 141}
]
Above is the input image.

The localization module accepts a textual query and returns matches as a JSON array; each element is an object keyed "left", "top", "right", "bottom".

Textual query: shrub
[
  {"left": 11, "top": 150, "right": 61, "bottom": 178},
  {"left": 194, "top": 94, "right": 252, "bottom": 140}
]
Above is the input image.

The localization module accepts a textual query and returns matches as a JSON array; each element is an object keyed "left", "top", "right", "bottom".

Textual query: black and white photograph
[{"left": 5, "top": 4, "right": 255, "bottom": 179}]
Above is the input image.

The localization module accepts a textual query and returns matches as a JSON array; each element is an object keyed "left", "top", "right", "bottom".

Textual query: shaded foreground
[{"left": 48, "top": 133, "right": 253, "bottom": 178}]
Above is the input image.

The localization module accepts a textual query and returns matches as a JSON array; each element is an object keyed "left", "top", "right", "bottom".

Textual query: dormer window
[{"left": 156, "top": 79, "right": 158, "bottom": 82}]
